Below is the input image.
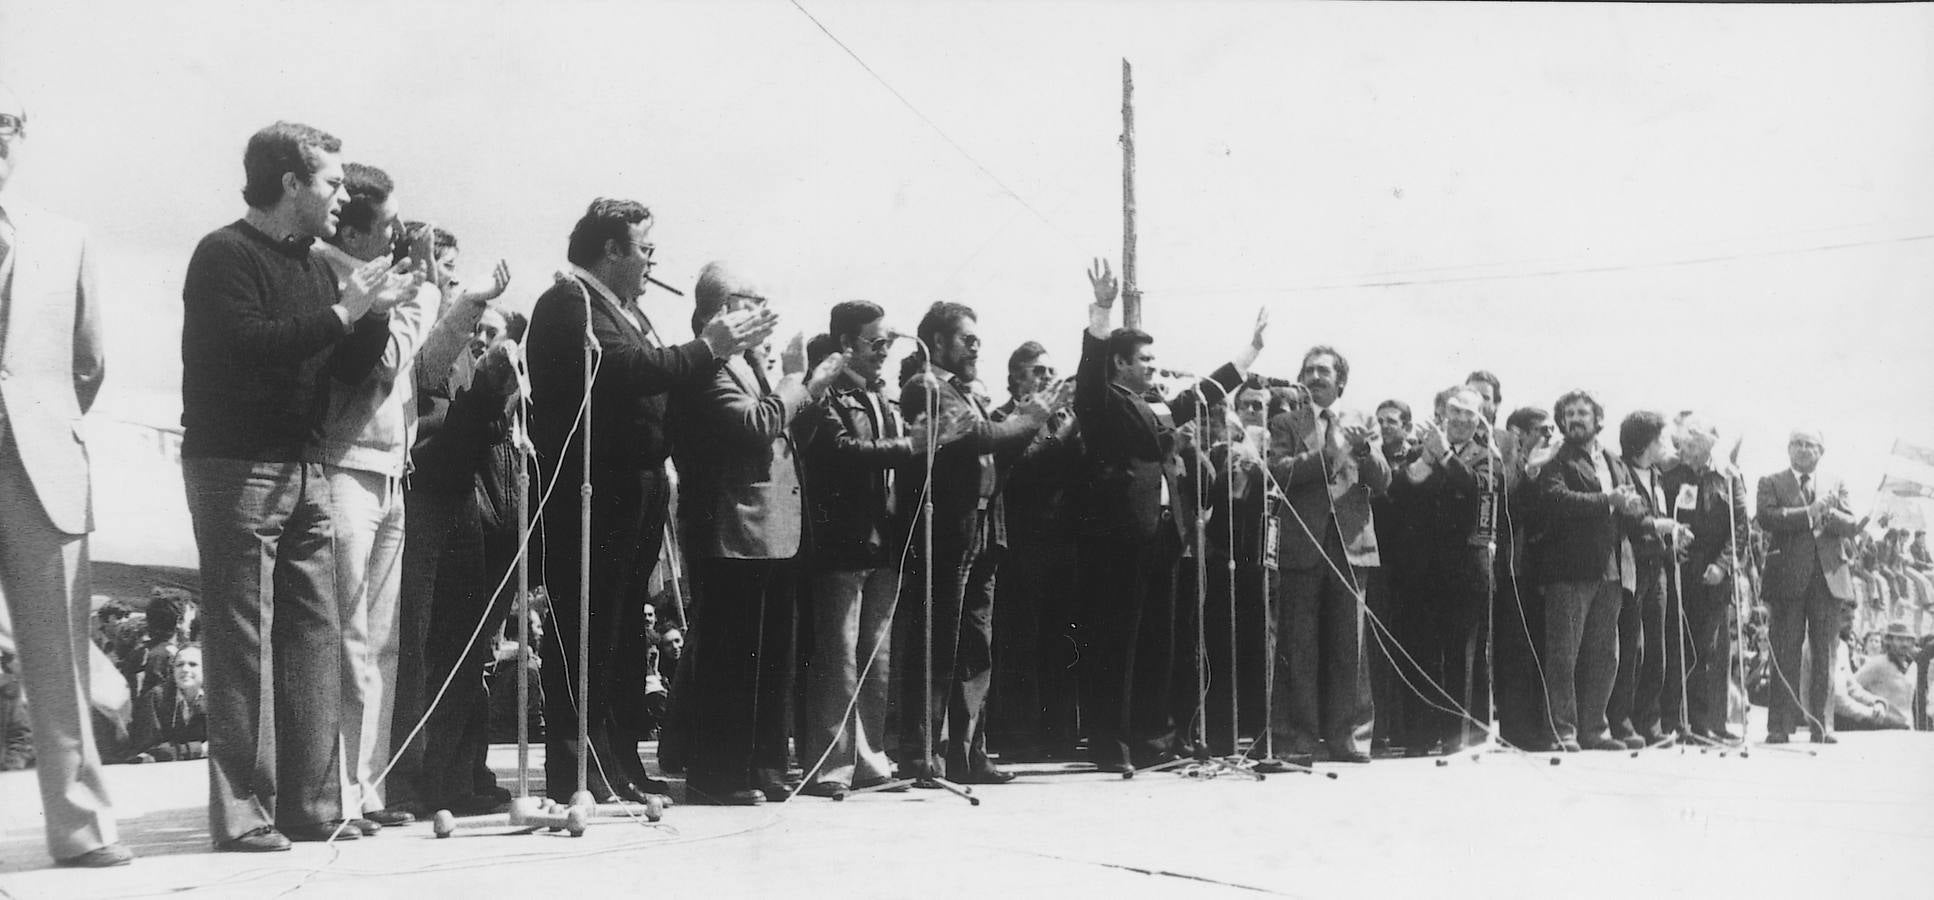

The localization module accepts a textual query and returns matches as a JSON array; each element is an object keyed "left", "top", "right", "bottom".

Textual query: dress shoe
[
  {"left": 444, "top": 793, "right": 513, "bottom": 817},
  {"left": 1610, "top": 731, "right": 1645, "bottom": 750},
  {"left": 347, "top": 817, "right": 382, "bottom": 836},
  {"left": 1707, "top": 727, "right": 1740, "bottom": 742},
  {"left": 1765, "top": 732, "right": 1790, "bottom": 744},
  {"left": 365, "top": 808, "right": 416, "bottom": 827},
  {"left": 282, "top": 822, "right": 358, "bottom": 843},
  {"left": 1556, "top": 740, "right": 1583, "bottom": 753},
  {"left": 956, "top": 765, "right": 1017, "bottom": 785},
  {"left": 1404, "top": 741, "right": 1444, "bottom": 759},
  {"left": 1581, "top": 736, "right": 1628, "bottom": 752},
  {"left": 1252, "top": 754, "right": 1315, "bottom": 774},
  {"left": 218, "top": 827, "right": 292, "bottom": 853},
  {"left": 473, "top": 783, "right": 512, "bottom": 804},
  {"left": 758, "top": 783, "right": 794, "bottom": 804},
  {"left": 801, "top": 781, "right": 850, "bottom": 800},
  {"left": 55, "top": 843, "right": 135, "bottom": 867},
  {"left": 687, "top": 787, "right": 765, "bottom": 806},
  {"left": 1810, "top": 732, "right": 1838, "bottom": 745},
  {"left": 853, "top": 775, "right": 911, "bottom": 793},
  {"left": 1325, "top": 749, "right": 1372, "bottom": 764}
]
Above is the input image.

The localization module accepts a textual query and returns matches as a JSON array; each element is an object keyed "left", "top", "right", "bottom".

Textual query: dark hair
[
  {"left": 1268, "top": 384, "right": 1308, "bottom": 419},
  {"left": 897, "top": 348, "right": 927, "bottom": 392},
  {"left": 915, "top": 301, "right": 977, "bottom": 348},
  {"left": 1300, "top": 345, "right": 1350, "bottom": 391},
  {"left": 241, "top": 121, "right": 342, "bottom": 210},
  {"left": 828, "top": 300, "right": 885, "bottom": 346},
  {"left": 334, "top": 162, "right": 393, "bottom": 235},
  {"left": 806, "top": 333, "right": 839, "bottom": 370},
  {"left": 144, "top": 596, "right": 182, "bottom": 640},
  {"left": 503, "top": 311, "right": 529, "bottom": 343},
  {"left": 1376, "top": 399, "right": 1412, "bottom": 426},
  {"left": 1432, "top": 385, "right": 1462, "bottom": 418},
  {"left": 1619, "top": 409, "right": 1667, "bottom": 461},
  {"left": 1553, "top": 389, "right": 1604, "bottom": 436},
  {"left": 1104, "top": 328, "right": 1153, "bottom": 373},
  {"left": 565, "top": 198, "right": 652, "bottom": 268},
  {"left": 434, "top": 227, "right": 458, "bottom": 254},
  {"left": 1006, "top": 340, "right": 1050, "bottom": 395},
  {"left": 1465, "top": 369, "right": 1502, "bottom": 405},
  {"left": 1504, "top": 405, "right": 1549, "bottom": 434}
]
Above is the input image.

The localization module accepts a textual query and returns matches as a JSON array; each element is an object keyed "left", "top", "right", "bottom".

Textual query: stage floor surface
[{"left": 5, "top": 727, "right": 1931, "bottom": 899}]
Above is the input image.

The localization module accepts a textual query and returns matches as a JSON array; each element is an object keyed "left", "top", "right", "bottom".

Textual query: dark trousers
[
  {"left": 1637, "top": 565, "right": 1689, "bottom": 737},
  {"left": 1609, "top": 565, "right": 1671, "bottom": 740},
  {"left": 182, "top": 458, "right": 342, "bottom": 842},
  {"left": 1543, "top": 579, "right": 1621, "bottom": 745},
  {"left": 899, "top": 514, "right": 999, "bottom": 777},
  {"left": 1494, "top": 561, "right": 1552, "bottom": 748},
  {"left": 1768, "top": 567, "right": 1837, "bottom": 736},
  {"left": 1075, "top": 524, "right": 1182, "bottom": 768},
  {"left": 1680, "top": 570, "right": 1734, "bottom": 734},
  {"left": 413, "top": 485, "right": 514, "bottom": 805},
  {"left": 1400, "top": 547, "right": 1493, "bottom": 750},
  {"left": 1272, "top": 529, "right": 1376, "bottom": 758},
  {"left": 685, "top": 557, "right": 796, "bottom": 794},
  {"left": 1203, "top": 556, "right": 1267, "bottom": 754},
  {"left": 537, "top": 465, "right": 670, "bottom": 798},
  {"left": 989, "top": 528, "right": 1079, "bottom": 757}
]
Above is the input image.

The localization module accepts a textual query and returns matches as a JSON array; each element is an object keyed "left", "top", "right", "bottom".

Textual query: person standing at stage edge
[
  {"left": 181, "top": 122, "right": 421, "bottom": 851},
  {"left": 670, "top": 263, "right": 843, "bottom": 804},
  {"left": 0, "top": 81, "right": 130, "bottom": 868},
  {"left": 897, "top": 299, "right": 1058, "bottom": 785},
  {"left": 1074, "top": 258, "right": 1264, "bottom": 773},
  {"left": 1756, "top": 427, "right": 1859, "bottom": 744},
  {"left": 525, "top": 200, "right": 775, "bottom": 804},
  {"left": 1661, "top": 414, "right": 1749, "bottom": 742},
  {"left": 1262, "top": 342, "right": 1387, "bottom": 768}
]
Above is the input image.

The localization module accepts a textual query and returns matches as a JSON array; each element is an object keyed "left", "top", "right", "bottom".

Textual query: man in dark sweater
[{"left": 180, "top": 121, "right": 419, "bottom": 852}]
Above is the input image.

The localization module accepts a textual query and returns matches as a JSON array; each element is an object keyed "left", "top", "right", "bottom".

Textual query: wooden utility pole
[{"left": 1120, "top": 58, "right": 1142, "bottom": 330}]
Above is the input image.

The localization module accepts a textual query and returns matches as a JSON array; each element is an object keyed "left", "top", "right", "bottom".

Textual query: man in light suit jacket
[
  {"left": 525, "top": 200, "right": 773, "bottom": 803},
  {"left": 668, "top": 261, "right": 841, "bottom": 805},
  {"left": 0, "top": 83, "right": 129, "bottom": 868},
  {"left": 1265, "top": 345, "right": 1389, "bottom": 765},
  {"left": 1756, "top": 428, "right": 1859, "bottom": 743}
]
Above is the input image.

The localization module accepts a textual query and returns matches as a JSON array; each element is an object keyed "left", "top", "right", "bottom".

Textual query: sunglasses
[
  {"left": 1027, "top": 364, "right": 1056, "bottom": 378},
  {"left": 1238, "top": 399, "right": 1267, "bottom": 411}
]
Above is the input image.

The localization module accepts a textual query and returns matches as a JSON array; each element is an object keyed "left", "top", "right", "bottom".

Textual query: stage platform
[{"left": 4, "top": 730, "right": 1930, "bottom": 899}]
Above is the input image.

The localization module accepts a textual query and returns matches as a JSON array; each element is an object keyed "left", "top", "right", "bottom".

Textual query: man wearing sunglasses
[{"left": 0, "top": 81, "right": 131, "bottom": 868}]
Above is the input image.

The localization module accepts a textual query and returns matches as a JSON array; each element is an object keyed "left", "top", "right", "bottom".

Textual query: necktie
[{"left": 1800, "top": 473, "right": 1813, "bottom": 503}]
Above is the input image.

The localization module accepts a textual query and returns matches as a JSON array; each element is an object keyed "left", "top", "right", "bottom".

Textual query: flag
[
  {"left": 1879, "top": 473, "right": 1934, "bottom": 500},
  {"left": 1891, "top": 439, "right": 1934, "bottom": 469}
]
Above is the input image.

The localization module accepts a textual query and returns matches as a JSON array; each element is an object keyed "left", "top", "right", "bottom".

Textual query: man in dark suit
[
  {"left": 1607, "top": 411, "right": 1693, "bottom": 748},
  {"left": 897, "top": 301, "right": 1055, "bottom": 784},
  {"left": 1494, "top": 406, "right": 1558, "bottom": 750},
  {"left": 1074, "top": 259, "right": 1261, "bottom": 772},
  {"left": 1755, "top": 427, "right": 1859, "bottom": 744},
  {"left": 1662, "top": 414, "right": 1750, "bottom": 741},
  {"left": 0, "top": 84, "right": 129, "bottom": 867},
  {"left": 795, "top": 301, "right": 949, "bottom": 798},
  {"left": 525, "top": 200, "right": 773, "bottom": 803},
  {"left": 669, "top": 262, "right": 842, "bottom": 804},
  {"left": 1264, "top": 344, "right": 1388, "bottom": 766},
  {"left": 1532, "top": 390, "right": 1650, "bottom": 752}
]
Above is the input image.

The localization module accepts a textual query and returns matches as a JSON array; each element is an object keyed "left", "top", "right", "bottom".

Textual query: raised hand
[
  {"left": 461, "top": 259, "right": 512, "bottom": 305},
  {"left": 806, "top": 349, "right": 845, "bottom": 398},
  {"left": 1525, "top": 436, "right": 1559, "bottom": 471},
  {"left": 1088, "top": 258, "right": 1119, "bottom": 308},
  {"left": 1250, "top": 306, "right": 1269, "bottom": 350},
  {"left": 780, "top": 331, "right": 808, "bottom": 377},
  {"left": 1416, "top": 420, "right": 1449, "bottom": 461},
  {"left": 1340, "top": 422, "right": 1373, "bottom": 453},
  {"left": 701, "top": 306, "right": 780, "bottom": 359}
]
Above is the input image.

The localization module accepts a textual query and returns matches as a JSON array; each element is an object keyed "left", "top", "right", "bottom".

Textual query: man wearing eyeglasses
[
  {"left": 0, "top": 82, "right": 131, "bottom": 868},
  {"left": 989, "top": 341, "right": 1084, "bottom": 759},
  {"left": 897, "top": 302, "right": 1058, "bottom": 785},
  {"left": 525, "top": 199, "right": 776, "bottom": 805}
]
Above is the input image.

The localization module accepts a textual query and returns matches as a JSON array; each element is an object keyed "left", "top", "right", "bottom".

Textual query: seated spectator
[
  {"left": 1853, "top": 622, "right": 1919, "bottom": 730},
  {"left": 122, "top": 644, "right": 210, "bottom": 763},
  {"left": 1833, "top": 604, "right": 1907, "bottom": 731},
  {"left": 121, "top": 590, "right": 193, "bottom": 697}
]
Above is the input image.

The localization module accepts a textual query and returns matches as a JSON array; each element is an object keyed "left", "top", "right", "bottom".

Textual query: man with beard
[
  {"left": 1661, "top": 413, "right": 1750, "bottom": 742},
  {"left": 897, "top": 302, "right": 1057, "bottom": 785},
  {"left": 525, "top": 200, "right": 774, "bottom": 803},
  {"left": 1532, "top": 390, "right": 1648, "bottom": 752},
  {"left": 1263, "top": 343, "right": 1387, "bottom": 766},
  {"left": 1756, "top": 428, "right": 1859, "bottom": 744},
  {"left": 1076, "top": 259, "right": 1265, "bottom": 773}
]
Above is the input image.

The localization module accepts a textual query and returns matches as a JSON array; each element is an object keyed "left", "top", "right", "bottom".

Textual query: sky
[{"left": 3, "top": 0, "right": 1932, "bottom": 560}]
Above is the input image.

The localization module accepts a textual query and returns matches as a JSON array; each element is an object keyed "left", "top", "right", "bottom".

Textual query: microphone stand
[{"left": 852, "top": 339, "right": 977, "bottom": 804}]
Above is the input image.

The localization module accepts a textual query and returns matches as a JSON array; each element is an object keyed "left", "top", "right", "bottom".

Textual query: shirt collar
[{"left": 566, "top": 263, "right": 627, "bottom": 310}]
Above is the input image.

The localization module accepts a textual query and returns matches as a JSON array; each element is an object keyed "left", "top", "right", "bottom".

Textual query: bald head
[{"left": 692, "top": 261, "right": 766, "bottom": 333}]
